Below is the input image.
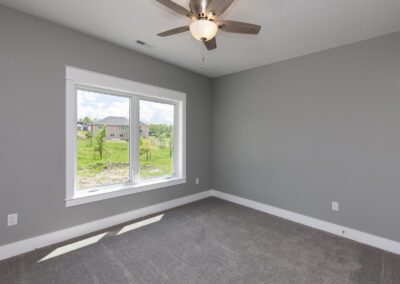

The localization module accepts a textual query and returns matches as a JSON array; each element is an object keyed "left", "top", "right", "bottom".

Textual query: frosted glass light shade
[{"left": 190, "top": 19, "right": 218, "bottom": 41}]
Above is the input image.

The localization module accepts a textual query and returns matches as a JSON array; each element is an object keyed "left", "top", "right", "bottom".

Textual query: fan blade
[
  {"left": 158, "top": 26, "right": 190, "bottom": 37},
  {"left": 206, "top": 0, "right": 235, "bottom": 16},
  {"left": 218, "top": 20, "right": 261, "bottom": 34},
  {"left": 204, "top": 37, "right": 217, "bottom": 50},
  {"left": 156, "top": 0, "right": 197, "bottom": 20},
  {"left": 190, "top": 0, "right": 210, "bottom": 15}
]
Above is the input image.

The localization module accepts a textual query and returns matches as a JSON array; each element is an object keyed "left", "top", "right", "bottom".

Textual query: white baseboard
[
  {"left": 1, "top": 189, "right": 399, "bottom": 261},
  {"left": 0, "top": 190, "right": 212, "bottom": 261},
  {"left": 210, "top": 190, "right": 400, "bottom": 255}
]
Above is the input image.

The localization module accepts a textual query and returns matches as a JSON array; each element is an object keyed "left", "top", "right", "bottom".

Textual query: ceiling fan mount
[{"left": 155, "top": 0, "right": 261, "bottom": 50}]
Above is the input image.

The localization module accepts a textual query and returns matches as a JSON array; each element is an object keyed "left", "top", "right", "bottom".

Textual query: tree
[
  {"left": 81, "top": 116, "right": 93, "bottom": 124},
  {"left": 149, "top": 124, "right": 170, "bottom": 137},
  {"left": 158, "top": 133, "right": 167, "bottom": 149},
  {"left": 94, "top": 128, "right": 107, "bottom": 159},
  {"left": 85, "top": 131, "right": 93, "bottom": 146},
  {"left": 140, "top": 137, "right": 156, "bottom": 161},
  {"left": 166, "top": 126, "right": 173, "bottom": 157}
]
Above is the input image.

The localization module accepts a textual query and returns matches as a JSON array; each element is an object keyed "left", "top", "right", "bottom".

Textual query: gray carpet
[{"left": 1, "top": 197, "right": 399, "bottom": 284}]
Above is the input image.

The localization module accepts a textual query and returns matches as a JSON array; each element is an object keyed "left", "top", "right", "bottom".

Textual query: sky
[{"left": 77, "top": 90, "right": 174, "bottom": 125}]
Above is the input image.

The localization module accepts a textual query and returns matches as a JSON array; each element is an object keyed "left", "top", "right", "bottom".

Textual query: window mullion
[{"left": 131, "top": 96, "right": 140, "bottom": 183}]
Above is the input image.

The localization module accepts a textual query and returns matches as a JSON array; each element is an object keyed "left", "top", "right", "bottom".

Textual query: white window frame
[{"left": 66, "top": 66, "right": 186, "bottom": 207}]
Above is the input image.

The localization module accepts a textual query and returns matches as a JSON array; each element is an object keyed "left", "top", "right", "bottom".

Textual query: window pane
[
  {"left": 139, "top": 100, "right": 174, "bottom": 180},
  {"left": 76, "top": 89, "right": 130, "bottom": 190}
]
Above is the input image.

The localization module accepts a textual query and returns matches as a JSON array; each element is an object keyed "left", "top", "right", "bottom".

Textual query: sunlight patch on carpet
[
  {"left": 116, "top": 214, "right": 164, "bottom": 236},
  {"left": 38, "top": 232, "right": 107, "bottom": 262}
]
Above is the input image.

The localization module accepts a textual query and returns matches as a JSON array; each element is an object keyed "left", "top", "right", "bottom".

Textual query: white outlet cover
[
  {"left": 195, "top": 178, "right": 200, "bottom": 185},
  {"left": 7, "top": 213, "right": 18, "bottom": 226},
  {"left": 332, "top": 202, "right": 339, "bottom": 212}
]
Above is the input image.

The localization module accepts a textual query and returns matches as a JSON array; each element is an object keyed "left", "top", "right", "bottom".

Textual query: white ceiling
[{"left": 1, "top": 0, "right": 400, "bottom": 77}]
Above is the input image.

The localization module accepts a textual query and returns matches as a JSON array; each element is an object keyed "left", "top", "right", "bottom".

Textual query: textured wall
[
  {"left": 212, "top": 32, "right": 400, "bottom": 242},
  {"left": 0, "top": 6, "right": 212, "bottom": 245}
]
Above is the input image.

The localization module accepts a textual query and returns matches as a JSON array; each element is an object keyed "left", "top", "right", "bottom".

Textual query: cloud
[
  {"left": 77, "top": 90, "right": 173, "bottom": 125},
  {"left": 84, "top": 92, "right": 97, "bottom": 101},
  {"left": 77, "top": 90, "right": 129, "bottom": 120},
  {"left": 140, "top": 100, "right": 173, "bottom": 125}
]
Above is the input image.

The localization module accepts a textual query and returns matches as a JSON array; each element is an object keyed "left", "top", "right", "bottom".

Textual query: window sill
[{"left": 65, "top": 177, "right": 186, "bottom": 207}]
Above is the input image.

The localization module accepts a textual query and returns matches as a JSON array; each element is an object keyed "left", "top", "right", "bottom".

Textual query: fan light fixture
[
  {"left": 156, "top": 0, "right": 261, "bottom": 50},
  {"left": 189, "top": 19, "right": 218, "bottom": 41}
]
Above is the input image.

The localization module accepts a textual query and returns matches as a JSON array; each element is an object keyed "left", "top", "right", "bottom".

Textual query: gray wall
[
  {"left": 1, "top": 3, "right": 400, "bottom": 248},
  {"left": 212, "top": 32, "right": 400, "bottom": 242},
  {"left": 0, "top": 6, "right": 212, "bottom": 246}
]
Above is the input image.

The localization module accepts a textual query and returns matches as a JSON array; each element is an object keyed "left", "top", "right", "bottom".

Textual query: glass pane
[
  {"left": 76, "top": 89, "right": 130, "bottom": 190},
  {"left": 139, "top": 100, "right": 174, "bottom": 180}
]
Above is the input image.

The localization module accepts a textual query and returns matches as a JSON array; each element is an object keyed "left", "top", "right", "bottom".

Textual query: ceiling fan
[{"left": 155, "top": 0, "right": 261, "bottom": 50}]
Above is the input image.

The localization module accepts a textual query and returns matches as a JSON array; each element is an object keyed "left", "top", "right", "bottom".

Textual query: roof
[
  {"left": 92, "top": 116, "right": 148, "bottom": 127},
  {"left": 92, "top": 116, "right": 129, "bottom": 126}
]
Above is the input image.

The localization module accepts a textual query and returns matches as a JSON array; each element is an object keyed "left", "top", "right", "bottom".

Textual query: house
[
  {"left": 2, "top": 1, "right": 400, "bottom": 283},
  {"left": 77, "top": 121, "right": 90, "bottom": 131},
  {"left": 90, "top": 116, "right": 149, "bottom": 140}
]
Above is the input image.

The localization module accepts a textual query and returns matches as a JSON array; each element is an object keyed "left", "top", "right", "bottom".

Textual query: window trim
[{"left": 66, "top": 66, "right": 186, "bottom": 207}]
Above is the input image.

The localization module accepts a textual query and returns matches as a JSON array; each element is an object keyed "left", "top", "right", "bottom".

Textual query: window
[
  {"left": 139, "top": 99, "right": 174, "bottom": 180},
  {"left": 76, "top": 90, "right": 130, "bottom": 190},
  {"left": 66, "top": 67, "right": 186, "bottom": 207}
]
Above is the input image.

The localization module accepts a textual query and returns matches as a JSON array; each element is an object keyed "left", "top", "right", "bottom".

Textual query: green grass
[
  {"left": 77, "top": 138, "right": 129, "bottom": 172},
  {"left": 77, "top": 133, "right": 173, "bottom": 186},
  {"left": 139, "top": 145, "right": 173, "bottom": 179}
]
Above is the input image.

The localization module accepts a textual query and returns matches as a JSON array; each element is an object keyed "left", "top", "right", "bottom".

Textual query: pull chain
[{"left": 200, "top": 42, "right": 207, "bottom": 66}]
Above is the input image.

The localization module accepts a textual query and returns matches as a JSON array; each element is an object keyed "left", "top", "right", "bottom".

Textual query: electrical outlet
[
  {"left": 332, "top": 201, "right": 339, "bottom": 212},
  {"left": 195, "top": 177, "right": 200, "bottom": 185},
  {"left": 7, "top": 213, "right": 18, "bottom": 226}
]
